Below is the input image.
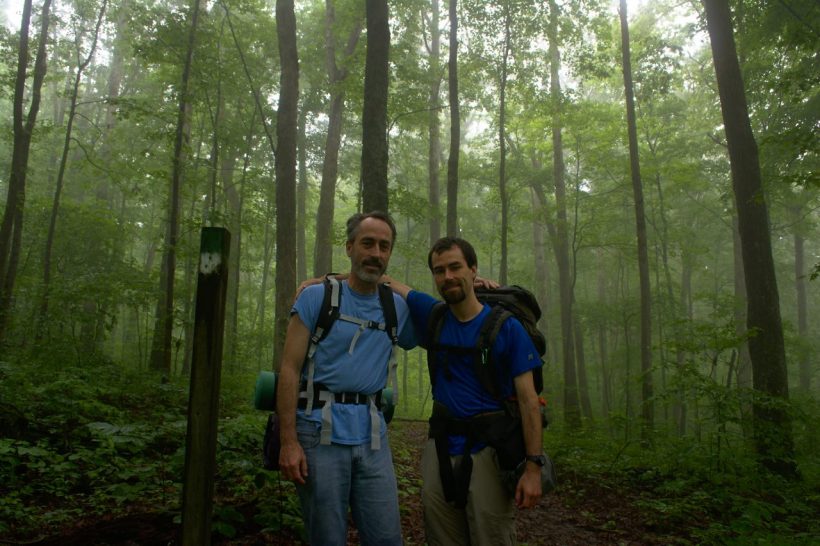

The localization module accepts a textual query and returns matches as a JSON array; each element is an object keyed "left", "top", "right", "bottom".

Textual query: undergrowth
[
  {"left": 545, "top": 410, "right": 820, "bottom": 545},
  {"left": 0, "top": 355, "right": 299, "bottom": 542},
  {"left": 1, "top": 354, "right": 818, "bottom": 544}
]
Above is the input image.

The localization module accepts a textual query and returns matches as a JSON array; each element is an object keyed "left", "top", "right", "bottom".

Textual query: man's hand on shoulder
[
  {"left": 294, "top": 273, "right": 349, "bottom": 302},
  {"left": 474, "top": 276, "right": 499, "bottom": 289},
  {"left": 380, "top": 274, "right": 412, "bottom": 299}
]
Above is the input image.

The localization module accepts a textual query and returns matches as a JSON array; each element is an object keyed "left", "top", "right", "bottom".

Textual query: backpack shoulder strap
[
  {"left": 477, "top": 305, "right": 513, "bottom": 352},
  {"left": 311, "top": 275, "right": 341, "bottom": 344},
  {"left": 426, "top": 302, "right": 448, "bottom": 349},
  {"left": 304, "top": 276, "right": 341, "bottom": 415},
  {"left": 377, "top": 282, "right": 398, "bottom": 344},
  {"left": 475, "top": 306, "right": 513, "bottom": 400},
  {"left": 378, "top": 282, "right": 400, "bottom": 407},
  {"left": 425, "top": 302, "right": 449, "bottom": 387}
]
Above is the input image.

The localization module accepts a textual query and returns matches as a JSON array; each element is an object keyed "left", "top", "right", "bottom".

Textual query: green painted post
[{"left": 181, "top": 227, "right": 230, "bottom": 546}]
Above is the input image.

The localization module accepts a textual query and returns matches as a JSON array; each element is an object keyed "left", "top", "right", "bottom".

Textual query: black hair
[{"left": 427, "top": 237, "right": 478, "bottom": 271}]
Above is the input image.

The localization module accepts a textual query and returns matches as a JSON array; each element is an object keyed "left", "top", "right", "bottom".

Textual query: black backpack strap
[
  {"left": 475, "top": 306, "right": 513, "bottom": 400},
  {"left": 425, "top": 302, "right": 449, "bottom": 387},
  {"left": 304, "top": 276, "right": 341, "bottom": 415},
  {"left": 377, "top": 282, "right": 398, "bottom": 344},
  {"left": 311, "top": 275, "right": 342, "bottom": 345},
  {"left": 378, "top": 282, "right": 400, "bottom": 407}
]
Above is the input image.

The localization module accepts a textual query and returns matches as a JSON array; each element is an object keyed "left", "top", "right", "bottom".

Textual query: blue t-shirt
[
  {"left": 406, "top": 290, "right": 540, "bottom": 453},
  {"left": 292, "top": 280, "right": 416, "bottom": 445}
]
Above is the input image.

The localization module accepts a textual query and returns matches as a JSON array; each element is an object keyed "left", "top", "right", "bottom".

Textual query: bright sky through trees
[{"left": 2, "top": 0, "right": 655, "bottom": 31}]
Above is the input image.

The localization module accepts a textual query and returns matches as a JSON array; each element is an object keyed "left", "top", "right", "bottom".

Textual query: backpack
[
  {"left": 425, "top": 285, "right": 546, "bottom": 400},
  {"left": 256, "top": 276, "right": 399, "bottom": 469}
]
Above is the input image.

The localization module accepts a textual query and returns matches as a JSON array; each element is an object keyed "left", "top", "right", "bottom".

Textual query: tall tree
[
  {"left": 297, "top": 106, "right": 308, "bottom": 283},
  {"left": 272, "top": 0, "right": 299, "bottom": 366},
  {"left": 703, "top": 0, "right": 796, "bottom": 477},
  {"left": 793, "top": 207, "right": 809, "bottom": 392},
  {"left": 38, "top": 0, "right": 108, "bottom": 337},
  {"left": 149, "top": 0, "right": 201, "bottom": 375},
  {"left": 0, "top": 0, "right": 53, "bottom": 345},
  {"left": 361, "top": 0, "right": 390, "bottom": 212},
  {"left": 314, "top": 0, "right": 362, "bottom": 276},
  {"left": 619, "top": 0, "right": 653, "bottom": 443},
  {"left": 548, "top": 0, "right": 580, "bottom": 428},
  {"left": 426, "top": 0, "right": 442, "bottom": 247},
  {"left": 445, "top": 0, "right": 459, "bottom": 236},
  {"left": 497, "top": 1, "right": 511, "bottom": 285}
]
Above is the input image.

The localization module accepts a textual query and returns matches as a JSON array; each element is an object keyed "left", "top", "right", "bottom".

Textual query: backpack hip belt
[
  {"left": 428, "top": 401, "right": 523, "bottom": 508},
  {"left": 297, "top": 389, "right": 383, "bottom": 408}
]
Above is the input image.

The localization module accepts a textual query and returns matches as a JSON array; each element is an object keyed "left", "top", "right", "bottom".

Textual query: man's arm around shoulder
[{"left": 380, "top": 275, "right": 412, "bottom": 299}]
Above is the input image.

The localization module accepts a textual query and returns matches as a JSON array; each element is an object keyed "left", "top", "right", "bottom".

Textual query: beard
[
  {"left": 439, "top": 281, "right": 466, "bottom": 304},
  {"left": 353, "top": 258, "right": 385, "bottom": 283}
]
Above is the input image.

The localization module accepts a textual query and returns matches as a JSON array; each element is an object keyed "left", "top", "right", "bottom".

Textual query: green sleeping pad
[{"left": 253, "top": 371, "right": 277, "bottom": 411}]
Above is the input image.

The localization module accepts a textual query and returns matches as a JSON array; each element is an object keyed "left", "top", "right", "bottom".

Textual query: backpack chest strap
[{"left": 338, "top": 313, "right": 387, "bottom": 354}]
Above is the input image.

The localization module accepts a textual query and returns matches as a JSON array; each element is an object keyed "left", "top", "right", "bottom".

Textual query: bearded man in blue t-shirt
[
  {"left": 383, "top": 237, "right": 543, "bottom": 546},
  {"left": 277, "top": 211, "right": 416, "bottom": 546}
]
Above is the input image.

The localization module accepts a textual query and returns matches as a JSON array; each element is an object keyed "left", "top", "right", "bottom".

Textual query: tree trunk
[
  {"left": 149, "top": 0, "right": 201, "bottom": 376},
  {"left": 315, "top": 2, "right": 362, "bottom": 276},
  {"left": 676, "top": 251, "right": 693, "bottom": 436},
  {"left": 297, "top": 108, "right": 307, "bottom": 283},
  {"left": 497, "top": 4, "right": 511, "bottom": 285},
  {"left": 703, "top": 0, "right": 796, "bottom": 478},
  {"left": 529, "top": 177, "right": 550, "bottom": 359},
  {"left": 272, "top": 0, "right": 299, "bottom": 368},
  {"left": 254, "top": 200, "right": 274, "bottom": 370},
  {"left": 446, "top": 0, "right": 460, "bottom": 236},
  {"left": 597, "top": 253, "right": 612, "bottom": 418},
  {"left": 38, "top": 0, "right": 108, "bottom": 340},
  {"left": 793, "top": 211, "right": 809, "bottom": 393},
  {"left": 181, "top": 188, "right": 202, "bottom": 376},
  {"left": 530, "top": 165, "right": 561, "bottom": 382},
  {"left": 732, "top": 210, "right": 752, "bottom": 437},
  {"left": 619, "top": 0, "right": 653, "bottom": 444},
  {"left": 96, "top": 0, "right": 129, "bottom": 205},
  {"left": 223, "top": 150, "right": 241, "bottom": 371},
  {"left": 361, "top": 0, "right": 390, "bottom": 213},
  {"left": 548, "top": 0, "right": 580, "bottom": 429},
  {"left": 574, "top": 311, "right": 593, "bottom": 421},
  {"left": 427, "top": 0, "right": 442, "bottom": 247},
  {"left": 0, "top": 0, "right": 53, "bottom": 346}
]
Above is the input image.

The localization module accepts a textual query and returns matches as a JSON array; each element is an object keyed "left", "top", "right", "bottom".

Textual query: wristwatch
[{"left": 525, "top": 454, "right": 547, "bottom": 467}]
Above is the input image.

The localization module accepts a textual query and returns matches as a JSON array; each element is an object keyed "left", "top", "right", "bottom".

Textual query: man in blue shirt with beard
[{"left": 383, "top": 236, "right": 544, "bottom": 546}]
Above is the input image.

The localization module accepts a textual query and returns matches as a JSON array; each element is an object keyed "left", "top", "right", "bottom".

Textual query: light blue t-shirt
[{"left": 292, "top": 280, "right": 416, "bottom": 445}]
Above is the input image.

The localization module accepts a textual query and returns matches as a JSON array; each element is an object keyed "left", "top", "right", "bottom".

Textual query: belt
[{"left": 297, "top": 390, "right": 380, "bottom": 409}]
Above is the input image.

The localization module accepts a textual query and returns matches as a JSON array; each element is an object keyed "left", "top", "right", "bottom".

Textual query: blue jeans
[{"left": 295, "top": 419, "right": 403, "bottom": 546}]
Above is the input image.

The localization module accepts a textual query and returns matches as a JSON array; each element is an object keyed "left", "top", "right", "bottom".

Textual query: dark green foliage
[
  {"left": 547, "top": 416, "right": 820, "bottom": 545},
  {"left": 0, "top": 356, "right": 297, "bottom": 541}
]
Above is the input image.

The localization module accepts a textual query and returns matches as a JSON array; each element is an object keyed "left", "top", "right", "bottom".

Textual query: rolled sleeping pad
[
  {"left": 381, "top": 387, "right": 395, "bottom": 424},
  {"left": 253, "top": 371, "right": 277, "bottom": 411}
]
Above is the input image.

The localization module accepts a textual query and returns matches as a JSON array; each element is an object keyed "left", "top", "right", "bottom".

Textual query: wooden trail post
[{"left": 181, "top": 227, "right": 230, "bottom": 546}]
